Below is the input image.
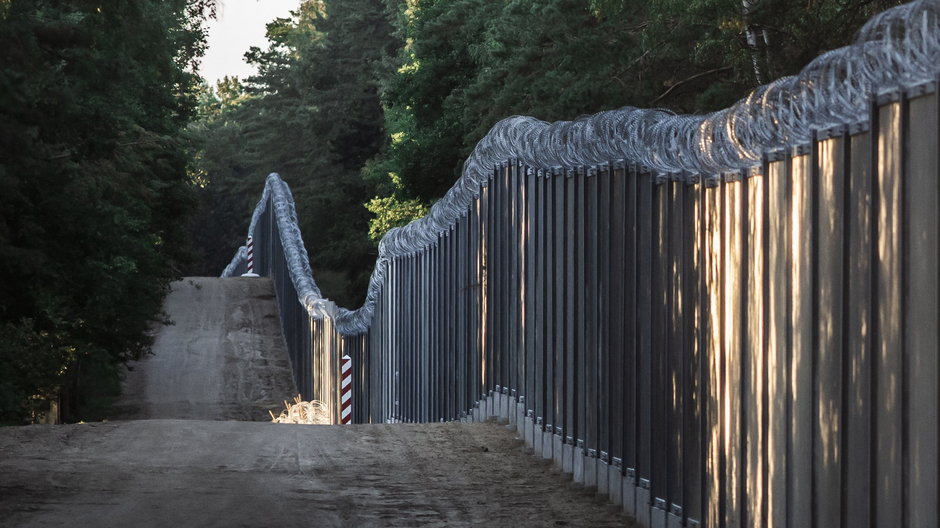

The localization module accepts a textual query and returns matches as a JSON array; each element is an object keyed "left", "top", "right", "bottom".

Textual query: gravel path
[{"left": 0, "top": 277, "right": 632, "bottom": 527}]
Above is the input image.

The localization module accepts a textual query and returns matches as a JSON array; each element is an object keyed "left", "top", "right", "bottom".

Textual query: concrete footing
[
  {"left": 524, "top": 415, "right": 534, "bottom": 447},
  {"left": 597, "top": 459, "right": 609, "bottom": 495},
  {"left": 636, "top": 486, "right": 651, "bottom": 527},
  {"left": 532, "top": 422, "right": 543, "bottom": 455},
  {"left": 552, "top": 434, "right": 563, "bottom": 468},
  {"left": 562, "top": 442, "right": 573, "bottom": 474},
  {"left": 583, "top": 454, "right": 597, "bottom": 489},
  {"left": 623, "top": 475, "right": 637, "bottom": 516},
  {"left": 667, "top": 511, "right": 683, "bottom": 528},
  {"left": 541, "top": 429, "right": 553, "bottom": 460},
  {"left": 573, "top": 447, "right": 585, "bottom": 484},
  {"left": 651, "top": 505, "right": 667, "bottom": 528},
  {"left": 466, "top": 394, "right": 662, "bottom": 527}
]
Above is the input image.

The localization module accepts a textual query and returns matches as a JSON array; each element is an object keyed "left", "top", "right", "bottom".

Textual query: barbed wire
[{"left": 224, "top": 0, "right": 939, "bottom": 335}]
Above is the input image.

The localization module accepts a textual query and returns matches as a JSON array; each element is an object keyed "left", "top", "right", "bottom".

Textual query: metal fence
[{"left": 221, "top": 2, "right": 940, "bottom": 526}]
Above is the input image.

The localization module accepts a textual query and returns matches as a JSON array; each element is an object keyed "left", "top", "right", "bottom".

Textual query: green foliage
[
  {"left": 371, "top": 0, "right": 901, "bottom": 205},
  {"left": 190, "top": 0, "right": 398, "bottom": 307},
  {"left": 365, "top": 195, "right": 429, "bottom": 241},
  {"left": 193, "top": 0, "right": 901, "bottom": 311},
  {"left": 0, "top": 0, "right": 211, "bottom": 423}
]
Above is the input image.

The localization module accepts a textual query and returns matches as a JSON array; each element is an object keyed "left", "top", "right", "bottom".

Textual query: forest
[{"left": 1, "top": 0, "right": 899, "bottom": 423}]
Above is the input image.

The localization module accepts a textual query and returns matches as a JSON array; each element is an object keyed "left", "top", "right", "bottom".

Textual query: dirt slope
[
  {"left": 0, "top": 277, "right": 632, "bottom": 527},
  {"left": 111, "top": 277, "right": 297, "bottom": 421}
]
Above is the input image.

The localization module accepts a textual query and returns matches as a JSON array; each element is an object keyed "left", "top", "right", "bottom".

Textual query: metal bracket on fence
[
  {"left": 526, "top": 409, "right": 533, "bottom": 418},
  {"left": 791, "top": 143, "right": 812, "bottom": 156},
  {"left": 721, "top": 170, "right": 742, "bottom": 183},
  {"left": 587, "top": 448, "right": 598, "bottom": 459},
  {"left": 671, "top": 504, "right": 683, "bottom": 517},
  {"left": 501, "top": 386, "right": 509, "bottom": 395},
  {"left": 687, "top": 520, "right": 701, "bottom": 528},
  {"left": 909, "top": 80, "right": 937, "bottom": 98},
  {"left": 600, "top": 451, "right": 609, "bottom": 463},
  {"left": 654, "top": 498, "right": 667, "bottom": 510},
  {"left": 767, "top": 148, "right": 787, "bottom": 162},
  {"left": 577, "top": 439, "right": 585, "bottom": 449},
  {"left": 876, "top": 88, "right": 902, "bottom": 105},
  {"left": 848, "top": 120, "right": 870, "bottom": 135},
  {"left": 639, "top": 478, "right": 651, "bottom": 490},
  {"left": 818, "top": 124, "right": 848, "bottom": 140},
  {"left": 565, "top": 436, "right": 574, "bottom": 446},
  {"left": 554, "top": 425, "right": 563, "bottom": 435},
  {"left": 510, "top": 388, "right": 517, "bottom": 397},
  {"left": 612, "top": 457, "right": 623, "bottom": 469}
]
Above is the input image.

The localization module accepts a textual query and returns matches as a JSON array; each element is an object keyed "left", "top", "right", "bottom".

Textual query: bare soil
[{"left": 0, "top": 278, "right": 632, "bottom": 527}]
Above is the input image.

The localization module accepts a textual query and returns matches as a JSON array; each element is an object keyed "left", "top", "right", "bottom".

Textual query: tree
[
  {"left": 366, "top": 0, "right": 901, "bottom": 219},
  {"left": 0, "top": 0, "right": 213, "bottom": 423},
  {"left": 191, "top": 0, "right": 399, "bottom": 308}
]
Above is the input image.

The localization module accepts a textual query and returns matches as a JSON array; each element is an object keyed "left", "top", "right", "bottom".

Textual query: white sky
[{"left": 199, "top": 0, "right": 300, "bottom": 87}]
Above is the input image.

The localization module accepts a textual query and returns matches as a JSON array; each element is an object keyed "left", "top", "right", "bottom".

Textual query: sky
[{"left": 199, "top": 0, "right": 300, "bottom": 87}]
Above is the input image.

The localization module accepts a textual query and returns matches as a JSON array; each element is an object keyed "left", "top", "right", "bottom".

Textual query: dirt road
[
  {"left": 112, "top": 278, "right": 297, "bottom": 421},
  {"left": 0, "top": 278, "right": 631, "bottom": 527}
]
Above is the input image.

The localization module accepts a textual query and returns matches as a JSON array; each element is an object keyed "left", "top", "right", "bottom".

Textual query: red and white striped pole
[
  {"left": 340, "top": 354, "right": 352, "bottom": 424},
  {"left": 241, "top": 236, "right": 259, "bottom": 277}
]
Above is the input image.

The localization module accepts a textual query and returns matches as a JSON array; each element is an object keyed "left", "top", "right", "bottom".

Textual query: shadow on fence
[{"left": 221, "top": 3, "right": 940, "bottom": 526}]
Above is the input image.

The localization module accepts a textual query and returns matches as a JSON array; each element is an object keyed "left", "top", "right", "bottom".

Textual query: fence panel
[{"left": 221, "top": 33, "right": 938, "bottom": 526}]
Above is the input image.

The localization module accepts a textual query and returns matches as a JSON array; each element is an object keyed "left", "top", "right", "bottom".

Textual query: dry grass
[{"left": 269, "top": 395, "right": 330, "bottom": 425}]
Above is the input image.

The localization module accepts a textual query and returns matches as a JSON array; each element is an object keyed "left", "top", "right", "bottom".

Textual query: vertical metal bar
[
  {"left": 729, "top": 174, "right": 747, "bottom": 528},
  {"left": 903, "top": 86, "right": 939, "bottom": 528},
  {"left": 745, "top": 165, "right": 766, "bottom": 528},
  {"left": 813, "top": 130, "right": 846, "bottom": 528},
  {"left": 554, "top": 168, "right": 565, "bottom": 447},
  {"left": 534, "top": 171, "right": 545, "bottom": 428},
  {"left": 637, "top": 171, "right": 654, "bottom": 504},
  {"left": 874, "top": 94, "right": 903, "bottom": 528},
  {"left": 624, "top": 167, "right": 639, "bottom": 482},
  {"left": 564, "top": 169, "right": 577, "bottom": 460},
  {"left": 510, "top": 162, "right": 521, "bottom": 404},
  {"left": 765, "top": 152, "right": 790, "bottom": 528},
  {"left": 684, "top": 178, "right": 704, "bottom": 524},
  {"left": 525, "top": 167, "right": 537, "bottom": 419},
  {"left": 598, "top": 167, "right": 611, "bottom": 471},
  {"left": 576, "top": 169, "right": 588, "bottom": 452},
  {"left": 610, "top": 165, "right": 626, "bottom": 470},
  {"left": 585, "top": 168, "right": 599, "bottom": 471},
  {"left": 789, "top": 148, "right": 814, "bottom": 528},
  {"left": 669, "top": 179, "right": 685, "bottom": 520},
  {"left": 702, "top": 178, "right": 723, "bottom": 528},
  {"left": 651, "top": 177, "right": 668, "bottom": 508},
  {"left": 544, "top": 169, "right": 555, "bottom": 433}
]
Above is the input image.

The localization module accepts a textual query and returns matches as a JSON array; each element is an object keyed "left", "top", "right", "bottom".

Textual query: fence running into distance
[{"left": 223, "top": 2, "right": 940, "bottom": 527}]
